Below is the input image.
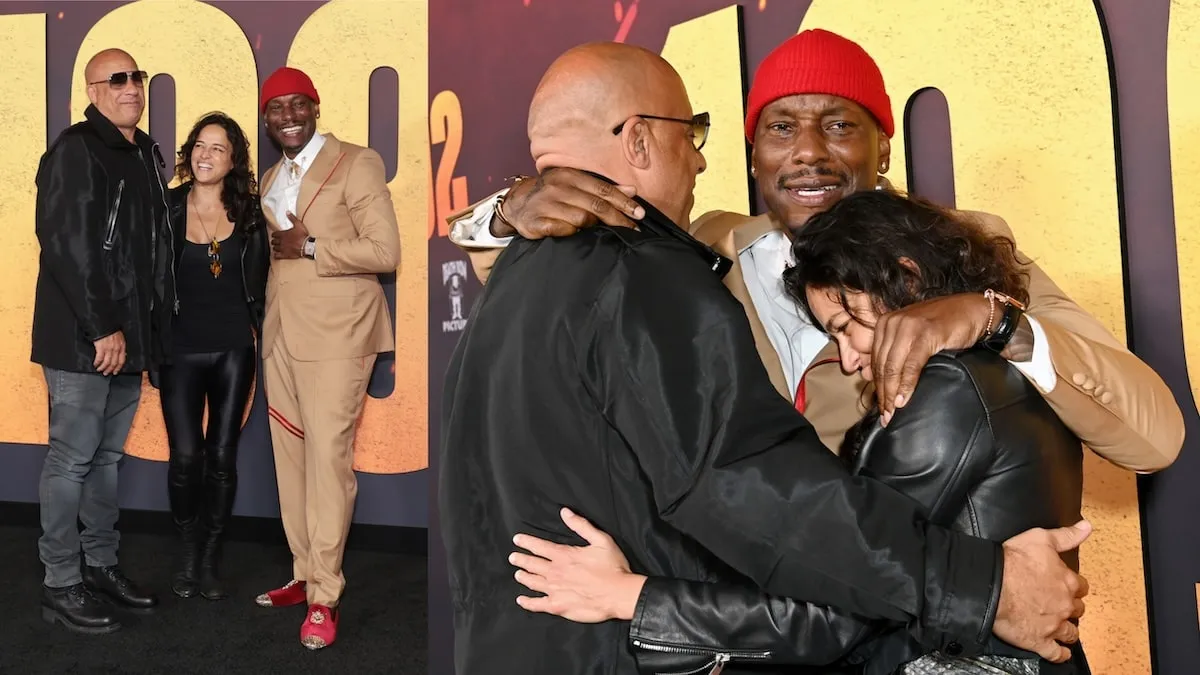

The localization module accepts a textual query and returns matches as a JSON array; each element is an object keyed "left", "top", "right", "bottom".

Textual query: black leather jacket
[
  {"left": 31, "top": 104, "right": 173, "bottom": 374},
  {"left": 629, "top": 350, "right": 1087, "bottom": 675},
  {"left": 161, "top": 183, "right": 269, "bottom": 350}
]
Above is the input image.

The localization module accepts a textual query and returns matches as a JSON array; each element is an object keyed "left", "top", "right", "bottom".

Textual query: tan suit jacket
[
  {"left": 261, "top": 134, "right": 400, "bottom": 362},
  {"left": 463, "top": 209, "right": 1184, "bottom": 472}
]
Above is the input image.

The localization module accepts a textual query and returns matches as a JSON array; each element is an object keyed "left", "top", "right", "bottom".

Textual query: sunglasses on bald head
[{"left": 88, "top": 70, "right": 148, "bottom": 88}]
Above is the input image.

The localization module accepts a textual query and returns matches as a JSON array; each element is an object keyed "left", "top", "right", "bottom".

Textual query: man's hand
[
  {"left": 271, "top": 213, "right": 310, "bottom": 259},
  {"left": 510, "top": 507, "right": 646, "bottom": 623},
  {"left": 993, "top": 520, "right": 1092, "bottom": 663},
  {"left": 871, "top": 293, "right": 990, "bottom": 424},
  {"left": 93, "top": 331, "right": 126, "bottom": 376},
  {"left": 491, "top": 167, "right": 645, "bottom": 239}
]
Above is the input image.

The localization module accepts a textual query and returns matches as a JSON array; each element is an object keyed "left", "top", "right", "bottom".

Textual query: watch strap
[{"left": 980, "top": 303, "right": 1024, "bottom": 353}]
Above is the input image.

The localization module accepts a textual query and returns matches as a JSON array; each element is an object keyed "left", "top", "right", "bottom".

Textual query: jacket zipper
[
  {"left": 103, "top": 179, "right": 124, "bottom": 251},
  {"left": 631, "top": 639, "right": 770, "bottom": 675},
  {"left": 148, "top": 143, "right": 178, "bottom": 314}
]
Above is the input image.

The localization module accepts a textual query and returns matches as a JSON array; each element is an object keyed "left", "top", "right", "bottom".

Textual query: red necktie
[{"left": 795, "top": 357, "right": 839, "bottom": 414}]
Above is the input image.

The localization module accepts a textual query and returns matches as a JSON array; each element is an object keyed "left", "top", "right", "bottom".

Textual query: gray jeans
[{"left": 38, "top": 368, "right": 142, "bottom": 588}]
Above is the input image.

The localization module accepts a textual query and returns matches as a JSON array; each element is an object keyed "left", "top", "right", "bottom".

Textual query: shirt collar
[
  {"left": 732, "top": 212, "right": 789, "bottom": 255},
  {"left": 284, "top": 131, "right": 326, "bottom": 173},
  {"left": 739, "top": 227, "right": 791, "bottom": 257}
]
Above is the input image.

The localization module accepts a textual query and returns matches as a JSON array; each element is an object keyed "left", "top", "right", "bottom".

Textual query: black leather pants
[{"left": 160, "top": 345, "right": 255, "bottom": 598}]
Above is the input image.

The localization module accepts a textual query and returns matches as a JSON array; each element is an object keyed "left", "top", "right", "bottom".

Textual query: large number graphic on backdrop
[{"left": 1170, "top": 0, "right": 1200, "bottom": 419}]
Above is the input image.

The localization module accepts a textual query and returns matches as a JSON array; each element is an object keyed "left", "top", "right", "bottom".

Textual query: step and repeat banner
[
  {"left": 427, "top": 1, "right": 1197, "bottom": 674},
  {"left": 0, "top": 0, "right": 429, "bottom": 529}
]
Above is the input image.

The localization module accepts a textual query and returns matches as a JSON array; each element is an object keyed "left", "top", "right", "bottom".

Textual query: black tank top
[{"left": 172, "top": 231, "right": 254, "bottom": 354}]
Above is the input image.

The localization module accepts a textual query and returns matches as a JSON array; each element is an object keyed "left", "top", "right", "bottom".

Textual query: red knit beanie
[
  {"left": 260, "top": 67, "right": 320, "bottom": 112},
  {"left": 744, "top": 29, "right": 893, "bottom": 142}
]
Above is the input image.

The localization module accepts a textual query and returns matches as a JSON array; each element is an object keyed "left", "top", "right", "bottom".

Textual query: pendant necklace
[{"left": 190, "top": 193, "right": 223, "bottom": 278}]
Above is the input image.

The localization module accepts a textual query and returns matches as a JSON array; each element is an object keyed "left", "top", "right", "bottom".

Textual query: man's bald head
[
  {"left": 84, "top": 48, "right": 145, "bottom": 137},
  {"left": 85, "top": 48, "right": 137, "bottom": 84},
  {"left": 527, "top": 42, "right": 705, "bottom": 225},
  {"left": 528, "top": 43, "right": 686, "bottom": 149}
]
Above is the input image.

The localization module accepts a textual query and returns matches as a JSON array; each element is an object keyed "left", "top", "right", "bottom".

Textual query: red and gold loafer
[
  {"left": 255, "top": 579, "right": 306, "bottom": 608},
  {"left": 300, "top": 603, "right": 338, "bottom": 650}
]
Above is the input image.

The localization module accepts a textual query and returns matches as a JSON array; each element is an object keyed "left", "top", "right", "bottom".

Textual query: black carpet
[{"left": 0, "top": 522, "right": 427, "bottom": 674}]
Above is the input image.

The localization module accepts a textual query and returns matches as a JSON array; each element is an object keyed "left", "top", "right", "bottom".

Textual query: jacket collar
[
  {"left": 576, "top": 169, "right": 733, "bottom": 279},
  {"left": 733, "top": 212, "right": 788, "bottom": 254},
  {"left": 168, "top": 181, "right": 191, "bottom": 211},
  {"left": 84, "top": 104, "right": 149, "bottom": 150}
]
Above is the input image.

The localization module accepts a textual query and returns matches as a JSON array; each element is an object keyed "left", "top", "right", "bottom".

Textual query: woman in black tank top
[{"left": 160, "top": 113, "right": 268, "bottom": 601}]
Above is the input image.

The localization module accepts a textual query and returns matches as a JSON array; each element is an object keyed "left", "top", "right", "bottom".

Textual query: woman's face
[
  {"left": 190, "top": 124, "right": 233, "bottom": 186},
  {"left": 805, "top": 286, "right": 880, "bottom": 381}
]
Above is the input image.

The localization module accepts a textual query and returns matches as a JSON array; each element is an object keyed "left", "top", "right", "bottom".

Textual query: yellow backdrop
[{"left": 664, "top": 2, "right": 1195, "bottom": 672}]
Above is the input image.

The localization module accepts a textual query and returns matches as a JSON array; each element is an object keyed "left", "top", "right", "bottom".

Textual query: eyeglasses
[
  {"left": 88, "top": 70, "right": 148, "bottom": 88},
  {"left": 611, "top": 111, "right": 711, "bottom": 151}
]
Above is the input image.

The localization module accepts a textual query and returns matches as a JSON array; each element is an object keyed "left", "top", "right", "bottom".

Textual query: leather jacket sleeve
[
  {"left": 246, "top": 206, "right": 270, "bottom": 327},
  {"left": 581, "top": 240, "right": 1002, "bottom": 667},
  {"left": 630, "top": 576, "right": 877, "bottom": 673},
  {"left": 850, "top": 354, "right": 994, "bottom": 524},
  {"left": 624, "top": 353, "right": 1000, "bottom": 673},
  {"left": 35, "top": 134, "right": 121, "bottom": 341}
]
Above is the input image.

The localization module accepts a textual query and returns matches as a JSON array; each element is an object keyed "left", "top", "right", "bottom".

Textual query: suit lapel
[
  {"left": 708, "top": 227, "right": 792, "bottom": 401},
  {"left": 296, "top": 134, "right": 343, "bottom": 221},
  {"left": 260, "top": 162, "right": 282, "bottom": 230}
]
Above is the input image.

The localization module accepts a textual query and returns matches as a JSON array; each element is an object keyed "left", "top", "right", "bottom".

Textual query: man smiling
[{"left": 254, "top": 66, "right": 400, "bottom": 650}]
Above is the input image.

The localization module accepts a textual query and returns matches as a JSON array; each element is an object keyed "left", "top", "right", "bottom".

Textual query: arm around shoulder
[{"left": 966, "top": 210, "right": 1184, "bottom": 472}]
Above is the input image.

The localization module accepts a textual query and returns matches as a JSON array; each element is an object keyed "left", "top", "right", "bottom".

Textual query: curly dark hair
[
  {"left": 175, "top": 112, "right": 259, "bottom": 232},
  {"left": 783, "top": 189, "right": 1031, "bottom": 464},
  {"left": 782, "top": 189, "right": 1029, "bottom": 331}
]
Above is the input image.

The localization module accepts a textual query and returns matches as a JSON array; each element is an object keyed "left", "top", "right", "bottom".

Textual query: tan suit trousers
[{"left": 264, "top": 330, "right": 375, "bottom": 607}]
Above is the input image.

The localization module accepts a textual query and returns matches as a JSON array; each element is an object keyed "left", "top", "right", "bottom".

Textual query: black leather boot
[
  {"left": 41, "top": 583, "right": 122, "bottom": 634},
  {"left": 199, "top": 450, "right": 238, "bottom": 601},
  {"left": 172, "top": 519, "right": 202, "bottom": 598},
  {"left": 82, "top": 565, "right": 159, "bottom": 609},
  {"left": 167, "top": 448, "right": 203, "bottom": 599}
]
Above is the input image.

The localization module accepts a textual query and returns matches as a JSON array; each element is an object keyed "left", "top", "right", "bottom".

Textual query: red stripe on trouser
[{"left": 268, "top": 406, "right": 305, "bottom": 439}]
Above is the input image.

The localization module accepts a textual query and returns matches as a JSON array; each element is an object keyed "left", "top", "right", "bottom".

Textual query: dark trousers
[
  {"left": 38, "top": 369, "right": 142, "bottom": 588},
  {"left": 160, "top": 346, "right": 256, "bottom": 537}
]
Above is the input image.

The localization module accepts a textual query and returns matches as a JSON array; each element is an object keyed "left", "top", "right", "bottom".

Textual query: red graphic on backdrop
[{"left": 613, "top": 0, "right": 639, "bottom": 42}]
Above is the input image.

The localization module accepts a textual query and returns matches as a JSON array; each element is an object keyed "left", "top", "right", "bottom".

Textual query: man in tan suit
[
  {"left": 252, "top": 67, "right": 400, "bottom": 650},
  {"left": 449, "top": 30, "right": 1184, "bottom": 473}
]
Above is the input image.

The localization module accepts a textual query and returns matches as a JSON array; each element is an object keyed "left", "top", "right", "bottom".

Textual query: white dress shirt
[
  {"left": 263, "top": 131, "right": 327, "bottom": 230},
  {"left": 448, "top": 190, "right": 1058, "bottom": 396}
]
